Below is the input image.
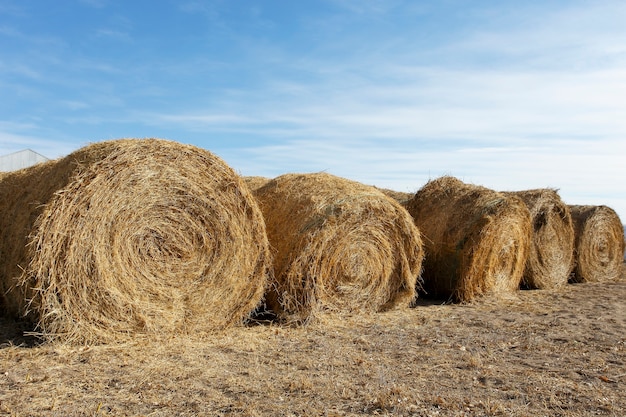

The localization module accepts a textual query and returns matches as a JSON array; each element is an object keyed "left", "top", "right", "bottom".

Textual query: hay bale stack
[
  {"left": 569, "top": 205, "right": 625, "bottom": 282},
  {"left": 404, "top": 176, "right": 531, "bottom": 301},
  {"left": 0, "top": 138, "right": 270, "bottom": 343},
  {"left": 504, "top": 189, "right": 574, "bottom": 289},
  {"left": 252, "top": 172, "right": 423, "bottom": 322}
]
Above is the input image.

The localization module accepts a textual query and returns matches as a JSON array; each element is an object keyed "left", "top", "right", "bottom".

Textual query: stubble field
[{"left": 1, "top": 265, "right": 625, "bottom": 417}]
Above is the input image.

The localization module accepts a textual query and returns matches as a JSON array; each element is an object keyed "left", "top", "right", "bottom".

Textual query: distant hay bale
[
  {"left": 252, "top": 173, "right": 424, "bottom": 322},
  {"left": 376, "top": 187, "right": 413, "bottom": 205},
  {"left": 404, "top": 176, "right": 531, "bottom": 302},
  {"left": 569, "top": 205, "right": 625, "bottom": 283},
  {"left": 0, "top": 138, "right": 270, "bottom": 343},
  {"left": 244, "top": 176, "right": 271, "bottom": 191},
  {"left": 504, "top": 189, "right": 574, "bottom": 289}
]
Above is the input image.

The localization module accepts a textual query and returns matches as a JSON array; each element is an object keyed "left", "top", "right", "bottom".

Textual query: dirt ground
[{"left": 1, "top": 266, "right": 624, "bottom": 417}]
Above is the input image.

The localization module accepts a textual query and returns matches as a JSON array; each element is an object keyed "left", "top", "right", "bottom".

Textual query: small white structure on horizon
[{"left": 0, "top": 149, "right": 49, "bottom": 172}]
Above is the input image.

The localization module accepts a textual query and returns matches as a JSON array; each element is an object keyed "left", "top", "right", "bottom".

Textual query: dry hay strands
[
  {"left": 404, "top": 176, "right": 532, "bottom": 302},
  {"left": 0, "top": 138, "right": 271, "bottom": 343},
  {"left": 503, "top": 189, "right": 574, "bottom": 289},
  {"left": 569, "top": 205, "right": 625, "bottom": 283},
  {"left": 244, "top": 176, "right": 272, "bottom": 191},
  {"left": 376, "top": 187, "right": 414, "bottom": 205},
  {"left": 252, "top": 172, "right": 424, "bottom": 323}
]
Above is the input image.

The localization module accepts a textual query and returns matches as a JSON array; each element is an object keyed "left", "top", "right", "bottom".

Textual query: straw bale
[
  {"left": 0, "top": 138, "right": 270, "bottom": 343},
  {"left": 404, "top": 176, "right": 531, "bottom": 302},
  {"left": 252, "top": 173, "right": 423, "bottom": 323},
  {"left": 244, "top": 176, "right": 271, "bottom": 191},
  {"left": 377, "top": 187, "right": 413, "bottom": 205},
  {"left": 569, "top": 205, "right": 625, "bottom": 282},
  {"left": 504, "top": 189, "right": 574, "bottom": 289}
]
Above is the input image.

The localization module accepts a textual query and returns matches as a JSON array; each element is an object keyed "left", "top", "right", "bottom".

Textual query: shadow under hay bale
[
  {"left": 0, "top": 138, "right": 271, "bottom": 343},
  {"left": 252, "top": 172, "right": 424, "bottom": 323},
  {"left": 504, "top": 189, "right": 574, "bottom": 289},
  {"left": 0, "top": 317, "right": 39, "bottom": 347},
  {"left": 569, "top": 205, "right": 625, "bottom": 283},
  {"left": 404, "top": 176, "right": 532, "bottom": 302}
]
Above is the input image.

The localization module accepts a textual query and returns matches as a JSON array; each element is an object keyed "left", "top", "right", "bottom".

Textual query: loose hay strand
[
  {"left": 569, "top": 205, "right": 625, "bottom": 283},
  {"left": 252, "top": 173, "right": 424, "bottom": 323},
  {"left": 0, "top": 138, "right": 271, "bottom": 343},
  {"left": 404, "top": 176, "right": 531, "bottom": 302},
  {"left": 504, "top": 189, "right": 574, "bottom": 289}
]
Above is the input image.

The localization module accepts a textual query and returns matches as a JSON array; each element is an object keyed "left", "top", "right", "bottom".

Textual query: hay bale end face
[
  {"left": 504, "top": 189, "right": 574, "bottom": 289},
  {"left": 404, "top": 176, "right": 532, "bottom": 302},
  {"left": 253, "top": 173, "right": 424, "bottom": 323},
  {"left": 0, "top": 138, "right": 271, "bottom": 343},
  {"left": 569, "top": 205, "right": 625, "bottom": 283}
]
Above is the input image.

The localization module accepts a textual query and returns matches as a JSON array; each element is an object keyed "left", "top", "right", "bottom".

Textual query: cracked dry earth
[{"left": 1, "top": 266, "right": 625, "bottom": 416}]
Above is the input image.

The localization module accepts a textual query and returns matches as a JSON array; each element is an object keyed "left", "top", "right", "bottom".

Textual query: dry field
[{"left": 1, "top": 266, "right": 624, "bottom": 417}]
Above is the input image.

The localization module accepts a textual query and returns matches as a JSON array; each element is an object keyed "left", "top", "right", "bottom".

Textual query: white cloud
[
  {"left": 151, "top": 62, "right": 626, "bottom": 146},
  {"left": 325, "top": 0, "right": 401, "bottom": 14},
  {"left": 60, "top": 101, "right": 90, "bottom": 111},
  {"left": 221, "top": 136, "right": 626, "bottom": 222},
  {"left": 95, "top": 28, "right": 131, "bottom": 41},
  {"left": 211, "top": 2, "right": 626, "bottom": 215},
  {"left": 3, "top": 1, "right": 624, "bottom": 220}
]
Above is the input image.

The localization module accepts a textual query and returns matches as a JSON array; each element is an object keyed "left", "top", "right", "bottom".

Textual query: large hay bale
[
  {"left": 252, "top": 172, "right": 423, "bottom": 322},
  {"left": 504, "top": 189, "right": 574, "bottom": 289},
  {"left": 569, "top": 205, "right": 625, "bottom": 282},
  {"left": 404, "top": 176, "right": 531, "bottom": 301},
  {"left": 0, "top": 138, "right": 271, "bottom": 343}
]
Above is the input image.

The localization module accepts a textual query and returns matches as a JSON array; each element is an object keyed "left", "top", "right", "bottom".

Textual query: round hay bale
[
  {"left": 252, "top": 172, "right": 423, "bottom": 323},
  {"left": 376, "top": 187, "right": 413, "bottom": 205},
  {"left": 0, "top": 138, "right": 270, "bottom": 343},
  {"left": 504, "top": 189, "right": 574, "bottom": 289},
  {"left": 569, "top": 205, "right": 625, "bottom": 283},
  {"left": 404, "top": 176, "right": 532, "bottom": 302},
  {"left": 244, "top": 176, "right": 271, "bottom": 191}
]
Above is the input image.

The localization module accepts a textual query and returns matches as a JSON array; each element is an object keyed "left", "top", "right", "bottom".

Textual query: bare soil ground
[{"left": 1, "top": 266, "right": 625, "bottom": 417}]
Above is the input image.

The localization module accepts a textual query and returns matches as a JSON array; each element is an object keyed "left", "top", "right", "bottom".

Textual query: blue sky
[{"left": 1, "top": 1, "right": 626, "bottom": 221}]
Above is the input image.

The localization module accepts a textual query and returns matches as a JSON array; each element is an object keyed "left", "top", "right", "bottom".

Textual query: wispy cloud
[
  {"left": 205, "top": 1, "right": 626, "bottom": 218},
  {"left": 1, "top": 1, "right": 624, "bottom": 219},
  {"left": 94, "top": 28, "right": 131, "bottom": 41},
  {"left": 146, "top": 62, "right": 626, "bottom": 146},
  {"left": 0, "top": 130, "right": 78, "bottom": 158},
  {"left": 144, "top": 1, "right": 626, "bottom": 140},
  {"left": 325, "top": 0, "right": 401, "bottom": 14}
]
